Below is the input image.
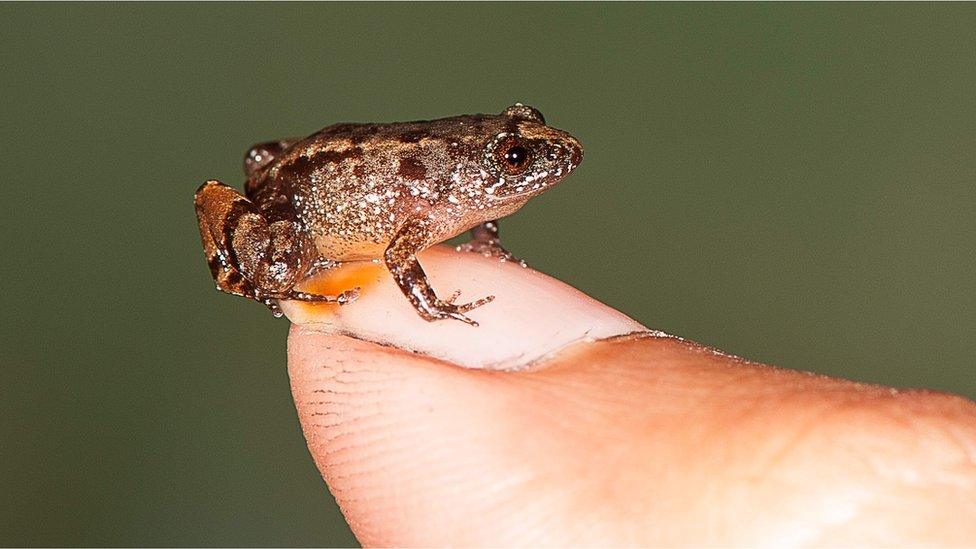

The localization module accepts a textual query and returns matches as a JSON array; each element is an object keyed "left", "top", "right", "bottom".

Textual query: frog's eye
[
  {"left": 498, "top": 142, "right": 532, "bottom": 175},
  {"left": 503, "top": 145, "right": 529, "bottom": 169}
]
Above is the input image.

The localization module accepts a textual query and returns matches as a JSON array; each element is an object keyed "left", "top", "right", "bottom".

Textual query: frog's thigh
[
  {"left": 194, "top": 181, "right": 261, "bottom": 298},
  {"left": 198, "top": 182, "right": 308, "bottom": 297}
]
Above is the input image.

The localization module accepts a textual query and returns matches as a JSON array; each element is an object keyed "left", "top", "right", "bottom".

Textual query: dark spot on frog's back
[
  {"left": 281, "top": 154, "right": 313, "bottom": 175},
  {"left": 273, "top": 146, "right": 363, "bottom": 182},
  {"left": 397, "top": 129, "right": 428, "bottom": 143},
  {"left": 397, "top": 157, "right": 427, "bottom": 180},
  {"left": 312, "top": 146, "right": 363, "bottom": 165},
  {"left": 321, "top": 123, "right": 383, "bottom": 145}
]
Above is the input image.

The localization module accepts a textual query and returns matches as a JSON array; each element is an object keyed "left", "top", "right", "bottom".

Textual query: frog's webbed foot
[
  {"left": 457, "top": 220, "right": 526, "bottom": 267},
  {"left": 386, "top": 217, "right": 496, "bottom": 326}
]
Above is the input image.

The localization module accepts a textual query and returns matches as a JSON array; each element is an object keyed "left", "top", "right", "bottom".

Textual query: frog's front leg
[
  {"left": 457, "top": 220, "right": 523, "bottom": 264},
  {"left": 386, "top": 217, "right": 495, "bottom": 326},
  {"left": 194, "top": 181, "right": 357, "bottom": 315}
]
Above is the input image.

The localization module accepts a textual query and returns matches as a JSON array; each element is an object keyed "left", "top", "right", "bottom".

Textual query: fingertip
[{"left": 286, "top": 330, "right": 532, "bottom": 546}]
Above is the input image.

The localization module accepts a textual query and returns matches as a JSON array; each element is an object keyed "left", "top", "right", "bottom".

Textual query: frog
[{"left": 194, "top": 103, "right": 584, "bottom": 326}]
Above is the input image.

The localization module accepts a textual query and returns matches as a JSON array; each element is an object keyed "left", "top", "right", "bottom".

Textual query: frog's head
[{"left": 479, "top": 104, "right": 584, "bottom": 202}]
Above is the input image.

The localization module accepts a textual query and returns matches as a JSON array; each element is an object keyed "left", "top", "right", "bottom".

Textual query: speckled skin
[{"left": 195, "top": 104, "right": 583, "bottom": 325}]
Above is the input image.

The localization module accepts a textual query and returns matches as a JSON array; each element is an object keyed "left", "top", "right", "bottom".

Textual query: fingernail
[{"left": 280, "top": 246, "right": 652, "bottom": 370}]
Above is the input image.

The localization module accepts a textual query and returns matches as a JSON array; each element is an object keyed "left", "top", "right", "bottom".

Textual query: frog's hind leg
[
  {"left": 194, "top": 181, "right": 260, "bottom": 300},
  {"left": 194, "top": 180, "right": 357, "bottom": 315}
]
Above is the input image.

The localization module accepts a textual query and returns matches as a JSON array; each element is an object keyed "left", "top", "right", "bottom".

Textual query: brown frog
[{"left": 194, "top": 104, "right": 583, "bottom": 325}]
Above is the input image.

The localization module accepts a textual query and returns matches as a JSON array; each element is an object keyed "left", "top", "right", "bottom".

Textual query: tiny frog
[{"left": 194, "top": 104, "right": 583, "bottom": 325}]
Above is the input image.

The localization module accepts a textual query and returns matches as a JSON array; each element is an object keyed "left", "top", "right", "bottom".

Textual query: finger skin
[{"left": 289, "top": 331, "right": 976, "bottom": 547}]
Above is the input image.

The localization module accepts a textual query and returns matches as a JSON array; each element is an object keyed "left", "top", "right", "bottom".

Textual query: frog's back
[
  {"left": 246, "top": 114, "right": 504, "bottom": 192},
  {"left": 244, "top": 115, "right": 509, "bottom": 261},
  {"left": 291, "top": 114, "right": 510, "bottom": 162}
]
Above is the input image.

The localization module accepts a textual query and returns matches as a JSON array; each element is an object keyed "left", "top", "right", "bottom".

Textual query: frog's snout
[
  {"left": 520, "top": 122, "right": 583, "bottom": 170},
  {"left": 548, "top": 131, "right": 583, "bottom": 174},
  {"left": 563, "top": 134, "right": 584, "bottom": 170}
]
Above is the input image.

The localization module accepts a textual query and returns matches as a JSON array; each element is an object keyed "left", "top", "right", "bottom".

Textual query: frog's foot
[
  {"left": 459, "top": 219, "right": 527, "bottom": 267},
  {"left": 422, "top": 293, "right": 496, "bottom": 326},
  {"left": 261, "top": 287, "right": 361, "bottom": 318},
  {"left": 456, "top": 239, "right": 526, "bottom": 267},
  {"left": 285, "top": 287, "right": 361, "bottom": 305}
]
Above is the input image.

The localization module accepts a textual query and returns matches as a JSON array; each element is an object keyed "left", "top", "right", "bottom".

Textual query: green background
[{"left": 2, "top": 3, "right": 974, "bottom": 546}]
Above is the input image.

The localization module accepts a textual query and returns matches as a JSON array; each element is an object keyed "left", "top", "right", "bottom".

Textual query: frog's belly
[{"left": 314, "top": 234, "right": 388, "bottom": 262}]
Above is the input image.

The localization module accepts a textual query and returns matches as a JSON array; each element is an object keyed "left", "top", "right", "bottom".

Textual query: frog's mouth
[
  {"left": 486, "top": 174, "right": 555, "bottom": 199},
  {"left": 488, "top": 154, "right": 582, "bottom": 200}
]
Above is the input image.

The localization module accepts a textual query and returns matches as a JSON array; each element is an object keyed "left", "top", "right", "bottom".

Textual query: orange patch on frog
[{"left": 291, "top": 261, "right": 385, "bottom": 315}]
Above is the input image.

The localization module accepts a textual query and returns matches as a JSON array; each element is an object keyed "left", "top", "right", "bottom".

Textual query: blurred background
[{"left": 2, "top": 3, "right": 974, "bottom": 546}]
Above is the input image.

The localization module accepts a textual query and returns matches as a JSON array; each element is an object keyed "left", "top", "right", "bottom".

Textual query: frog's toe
[
  {"left": 444, "top": 310, "right": 480, "bottom": 327},
  {"left": 420, "top": 297, "right": 494, "bottom": 326},
  {"left": 442, "top": 290, "right": 494, "bottom": 312},
  {"left": 454, "top": 294, "right": 495, "bottom": 313},
  {"left": 444, "top": 289, "right": 463, "bottom": 304},
  {"left": 337, "top": 287, "right": 361, "bottom": 305},
  {"left": 417, "top": 306, "right": 474, "bottom": 326}
]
